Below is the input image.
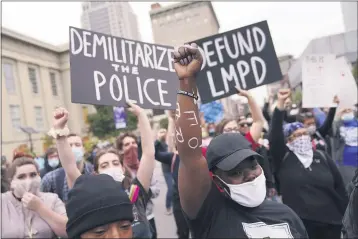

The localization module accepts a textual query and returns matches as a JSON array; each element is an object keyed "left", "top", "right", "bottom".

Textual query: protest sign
[
  {"left": 113, "top": 106, "right": 127, "bottom": 129},
  {"left": 199, "top": 101, "right": 224, "bottom": 123},
  {"left": 335, "top": 57, "right": 358, "bottom": 108},
  {"left": 191, "top": 21, "right": 282, "bottom": 104},
  {"left": 69, "top": 27, "right": 178, "bottom": 110},
  {"left": 302, "top": 54, "right": 337, "bottom": 108}
]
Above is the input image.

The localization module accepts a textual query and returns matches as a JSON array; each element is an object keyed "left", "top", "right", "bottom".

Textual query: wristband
[
  {"left": 47, "top": 126, "right": 70, "bottom": 139},
  {"left": 177, "top": 90, "right": 198, "bottom": 100}
]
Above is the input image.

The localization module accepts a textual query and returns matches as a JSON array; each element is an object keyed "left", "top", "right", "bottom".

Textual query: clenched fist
[
  {"left": 173, "top": 43, "right": 203, "bottom": 80},
  {"left": 53, "top": 107, "right": 69, "bottom": 130},
  {"left": 277, "top": 89, "right": 291, "bottom": 111},
  {"left": 22, "top": 192, "right": 43, "bottom": 211}
]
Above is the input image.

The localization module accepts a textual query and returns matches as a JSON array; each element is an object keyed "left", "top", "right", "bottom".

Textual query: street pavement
[{"left": 152, "top": 161, "right": 178, "bottom": 238}]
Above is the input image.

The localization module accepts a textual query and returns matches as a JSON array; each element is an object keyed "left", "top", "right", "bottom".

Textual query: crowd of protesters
[{"left": 1, "top": 44, "right": 357, "bottom": 239}]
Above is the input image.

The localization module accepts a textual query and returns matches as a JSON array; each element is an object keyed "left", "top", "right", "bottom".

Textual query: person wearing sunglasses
[{"left": 269, "top": 89, "right": 348, "bottom": 239}]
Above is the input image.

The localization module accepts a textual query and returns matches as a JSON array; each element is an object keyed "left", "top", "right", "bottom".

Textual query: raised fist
[
  {"left": 277, "top": 89, "right": 291, "bottom": 102},
  {"left": 53, "top": 107, "right": 69, "bottom": 130},
  {"left": 173, "top": 43, "right": 203, "bottom": 80}
]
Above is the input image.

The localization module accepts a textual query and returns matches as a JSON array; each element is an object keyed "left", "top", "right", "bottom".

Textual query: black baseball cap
[{"left": 206, "top": 133, "right": 262, "bottom": 171}]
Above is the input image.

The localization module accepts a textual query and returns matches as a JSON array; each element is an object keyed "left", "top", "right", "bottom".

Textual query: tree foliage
[
  {"left": 41, "top": 134, "right": 54, "bottom": 151},
  {"left": 353, "top": 61, "right": 358, "bottom": 86},
  {"left": 292, "top": 90, "right": 302, "bottom": 104},
  {"left": 159, "top": 117, "right": 169, "bottom": 130},
  {"left": 87, "top": 106, "right": 138, "bottom": 138}
]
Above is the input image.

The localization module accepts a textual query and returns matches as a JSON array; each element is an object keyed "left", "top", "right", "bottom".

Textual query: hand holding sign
[
  {"left": 236, "top": 87, "right": 251, "bottom": 99},
  {"left": 173, "top": 43, "right": 203, "bottom": 80},
  {"left": 53, "top": 107, "right": 69, "bottom": 130},
  {"left": 126, "top": 101, "right": 145, "bottom": 117},
  {"left": 333, "top": 95, "right": 340, "bottom": 105}
]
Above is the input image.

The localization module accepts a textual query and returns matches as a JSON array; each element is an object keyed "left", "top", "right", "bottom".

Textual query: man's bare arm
[{"left": 174, "top": 44, "right": 211, "bottom": 219}]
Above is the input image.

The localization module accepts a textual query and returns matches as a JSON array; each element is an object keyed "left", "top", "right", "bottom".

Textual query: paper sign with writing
[
  {"left": 190, "top": 21, "right": 282, "bottom": 104},
  {"left": 69, "top": 27, "right": 178, "bottom": 110},
  {"left": 302, "top": 54, "right": 337, "bottom": 108},
  {"left": 335, "top": 57, "right": 358, "bottom": 108}
]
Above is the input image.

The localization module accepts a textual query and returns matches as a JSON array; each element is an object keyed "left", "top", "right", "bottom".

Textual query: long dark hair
[{"left": 93, "top": 148, "right": 133, "bottom": 189}]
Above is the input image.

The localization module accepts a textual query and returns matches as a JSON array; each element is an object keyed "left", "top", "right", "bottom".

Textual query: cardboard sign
[
  {"left": 191, "top": 21, "right": 282, "bottom": 104},
  {"left": 335, "top": 57, "right": 358, "bottom": 108},
  {"left": 302, "top": 54, "right": 337, "bottom": 108},
  {"left": 69, "top": 27, "right": 178, "bottom": 110}
]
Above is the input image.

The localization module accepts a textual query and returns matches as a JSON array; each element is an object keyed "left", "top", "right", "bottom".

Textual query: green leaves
[{"left": 87, "top": 106, "right": 138, "bottom": 138}]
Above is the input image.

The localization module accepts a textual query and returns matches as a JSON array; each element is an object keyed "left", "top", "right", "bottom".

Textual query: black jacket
[
  {"left": 342, "top": 169, "right": 358, "bottom": 238},
  {"left": 269, "top": 108, "right": 348, "bottom": 224}
]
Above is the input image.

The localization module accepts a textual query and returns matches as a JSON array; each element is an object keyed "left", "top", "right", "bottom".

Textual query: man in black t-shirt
[{"left": 172, "top": 44, "right": 307, "bottom": 238}]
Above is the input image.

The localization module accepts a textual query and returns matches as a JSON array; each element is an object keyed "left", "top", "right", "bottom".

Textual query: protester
[
  {"left": 1, "top": 154, "right": 67, "bottom": 238},
  {"left": 66, "top": 174, "right": 134, "bottom": 238},
  {"left": 40, "top": 133, "right": 93, "bottom": 202},
  {"left": 40, "top": 147, "right": 61, "bottom": 178},
  {"left": 342, "top": 168, "right": 358, "bottom": 238},
  {"left": 51, "top": 102, "right": 155, "bottom": 239},
  {"left": 298, "top": 96, "right": 338, "bottom": 156},
  {"left": 116, "top": 131, "right": 160, "bottom": 239},
  {"left": 172, "top": 44, "right": 307, "bottom": 238},
  {"left": 269, "top": 89, "right": 348, "bottom": 239},
  {"left": 155, "top": 128, "right": 173, "bottom": 215},
  {"left": 332, "top": 107, "right": 358, "bottom": 186}
]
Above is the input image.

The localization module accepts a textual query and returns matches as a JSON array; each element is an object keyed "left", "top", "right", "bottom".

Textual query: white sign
[
  {"left": 302, "top": 54, "right": 338, "bottom": 108},
  {"left": 242, "top": 222, "right": 293, "bottom": 238},
  {"left": 335, "top": 57, "right": 358, "bottom": 108}
]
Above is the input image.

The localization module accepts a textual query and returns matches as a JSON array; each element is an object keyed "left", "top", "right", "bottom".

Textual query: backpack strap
[
  {"left": 315, "top": 149, "right": 327, "bottom": 161},
  {"left": 55, "top": 169, "right": 66, "bottom": 201}
]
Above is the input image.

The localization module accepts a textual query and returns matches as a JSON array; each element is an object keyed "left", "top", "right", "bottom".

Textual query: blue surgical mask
[
  {"left": 34, "top": 157, "right": 45, "bottom": 171},
  {"left": 72, "top": 147, "right": 84, "bottom": 163},
  {"left": 342, "top": 112, "right": 355, "bottom": 122}
]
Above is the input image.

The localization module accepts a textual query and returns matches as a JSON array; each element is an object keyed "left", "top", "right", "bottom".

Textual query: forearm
[
  {"left": 137, "top": 112, "right": 155, "bottom": 192},
  {"left": 36, "top": 204, "right": 67, "bottom": 237},
  {"left": 166, "top": 117, "right": 176, "bottom": 152},
  {"left": 248, "top": 95, "right": 265, "bottom": 141},
  {"left": 175, "top": 78, "right": 202, "bottom": 162},
  {"left": 138, "top": 113, "right": 155, "bottom": 157},
  {"left": 318, "top": 107, "right": 336, "bottom": 137},
  {"left": 56, "top": 137, "right": 81, "bottom": 188}
]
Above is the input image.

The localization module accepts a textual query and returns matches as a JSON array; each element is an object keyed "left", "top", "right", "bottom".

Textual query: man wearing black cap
[
  {"left": 172, "top": 44, "right": 308, "bottom": 238},
  {"left": 66, "top": 174, "right": 134, "bottom": 238}
]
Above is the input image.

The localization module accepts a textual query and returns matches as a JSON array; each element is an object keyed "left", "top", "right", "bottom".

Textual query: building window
[
  {"left": 2, "top": 63, "right": 16, "bottom": 93},
  {"left": 28, "top": 67, "right": 38, "bottom": 94},
  {"left": 9, "top": 105, "right": 21, "bottom": 129},
  {"left": 50, "top": 72, "right": 58, "bottom": 96},
  {"left": 34, "top": 106, "right": 44, "bottom": 130}
]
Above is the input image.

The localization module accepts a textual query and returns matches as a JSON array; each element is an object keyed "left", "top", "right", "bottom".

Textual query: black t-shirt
[
  {"left": 126, "top": 178, "right": 152, "bottom": 238},
  {"left": 188, "top": 182, "right": 308, "bottom": 238}
]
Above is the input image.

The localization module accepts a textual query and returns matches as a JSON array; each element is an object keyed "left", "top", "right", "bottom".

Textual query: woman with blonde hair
[{"left": 1, "top": 153, "right": 67, "bottom": 238}]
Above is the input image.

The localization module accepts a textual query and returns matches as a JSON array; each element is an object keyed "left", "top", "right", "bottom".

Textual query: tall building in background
[
  {"left": 266, "top": 54, "right": 295, "bottom": 96},
  {"left": 81, "top": 2, "right": 141, "bottom": 40},
  {"left": 150, "top": 1, "right": 229, "bottom": 119},
  {"left": 341, "top": 2, "right": 358, "bottom": 32}
]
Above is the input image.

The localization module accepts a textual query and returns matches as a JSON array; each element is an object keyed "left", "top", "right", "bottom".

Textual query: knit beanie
[{"left": 66, "top": 174, "right": 134, "bottom": 238}]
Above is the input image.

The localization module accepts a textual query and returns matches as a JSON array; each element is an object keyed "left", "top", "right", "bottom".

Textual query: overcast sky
[
  {"left": 1, "top": 1, "right": 346, "bottom": 105},
  {"left": 2, "top": 1, "right": 345, "bottom": 57}
]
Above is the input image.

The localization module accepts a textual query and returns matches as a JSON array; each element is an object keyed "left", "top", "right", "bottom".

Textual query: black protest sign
[
  {"left": 69, "top": 27, "right": 178, "bottom": 110},
  {"left": 191, "top": 21, "right": 282, "bottom": 104}
]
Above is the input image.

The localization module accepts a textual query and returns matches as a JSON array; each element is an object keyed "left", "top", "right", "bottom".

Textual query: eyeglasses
[
  {"left": 300, "top": 112, "right": 314, "bottom": 118},
  {"left": 223, "top": 128, "right": 239, "bottom": 133},
  {"left": 239, "top": 123, "right": 252, "bottom": 127}
]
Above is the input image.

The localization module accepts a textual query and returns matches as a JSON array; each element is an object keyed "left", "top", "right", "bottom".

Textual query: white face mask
[
  {"left": 72, "top": 147, "right": 84, "bottom": 163},
  {"left": 342, "top": 112, "right": 354, "bottom": 121},
  {"left": 216, "top": 169, "right": 267, "bottom": 207},
  {"left": 290, "top": 109, "right": 299, "bottom": 115},
  {"left": 101, "top": 167, "right": 125, "bottom": 182},
  {"left": 48, "top": 158, "right": 60, "bottom": 168},
  {"left": 10, "top": 176, "right": 41, "bottom": 198},
  {"left": 306, "top": 125, "right": 316, "bottom": 135}
]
